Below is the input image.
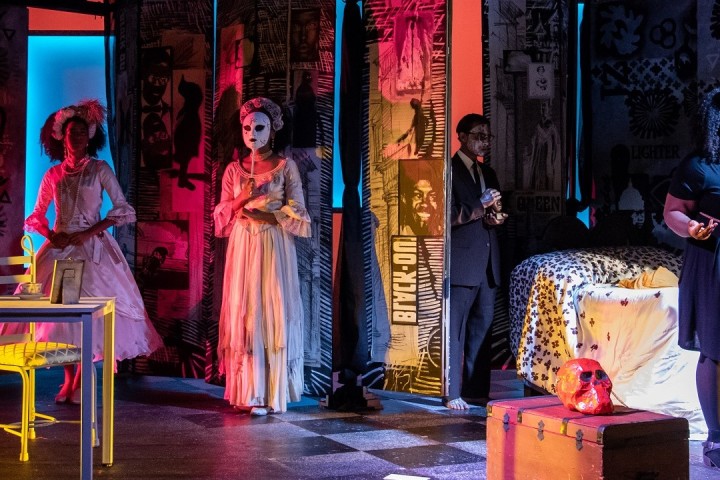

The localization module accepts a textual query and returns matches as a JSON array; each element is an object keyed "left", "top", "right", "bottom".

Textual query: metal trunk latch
[
  {"left": 503, "top": 413, "right": 510, "bottom": 432},
  {"left": 537, "top": 420, "right": 545, "bottom": 441},
  {"left": 575, "top": 429, "right": 584, "bottom": 450}
]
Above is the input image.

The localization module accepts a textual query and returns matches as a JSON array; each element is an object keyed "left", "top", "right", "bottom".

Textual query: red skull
[{"left": 556, "top": 358, "right": 613, "bottom": 415}]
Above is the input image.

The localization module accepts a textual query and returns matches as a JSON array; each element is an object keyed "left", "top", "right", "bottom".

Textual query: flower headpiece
[
  {"left": 51, "top": 99, "right": 107, "bottom": 140},
  {"left": 239, "top": 97, "right": 284, "bottom": 131}
]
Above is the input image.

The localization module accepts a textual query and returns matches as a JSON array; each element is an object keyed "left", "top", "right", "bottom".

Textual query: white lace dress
[
  {"left": 214, "top": 156, "right": 311, "bottom": 413},
  {"left": 1, "top": 158, "right": 163, "bottom": 361}
]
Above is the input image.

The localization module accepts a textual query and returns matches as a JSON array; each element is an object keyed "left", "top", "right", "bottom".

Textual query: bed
[{"left": 509, "top": 246, "right": 706, "bottom": 439}]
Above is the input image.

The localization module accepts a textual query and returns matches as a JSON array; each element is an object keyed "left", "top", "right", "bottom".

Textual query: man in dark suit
[{"left": 446, "top": 113, "right": 505, "bottom": 410}]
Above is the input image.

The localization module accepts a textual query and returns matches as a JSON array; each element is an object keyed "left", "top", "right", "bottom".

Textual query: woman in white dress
[
  {"left": 2, "top": 100, "right": 163, "bottom": 403},
  {"left": 214, "top": 97, "right": 311, "bottom": 414}
]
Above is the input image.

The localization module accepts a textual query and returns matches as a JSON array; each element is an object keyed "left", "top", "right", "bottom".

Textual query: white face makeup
[
  {"left": 466, "top": 124, "right": 491, "bottom": 157},
  {"left": 242, "top": 111, "right": 272, "bottom": 152}
]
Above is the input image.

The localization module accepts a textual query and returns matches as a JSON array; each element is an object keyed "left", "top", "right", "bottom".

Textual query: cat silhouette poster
[{"left": 170, "top": 68, "right": 205, "bottom": 211}]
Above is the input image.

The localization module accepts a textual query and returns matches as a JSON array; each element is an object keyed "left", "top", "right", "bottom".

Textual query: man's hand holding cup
[{"left": 481, "top": 188, "right": 507, "bottom": 225}]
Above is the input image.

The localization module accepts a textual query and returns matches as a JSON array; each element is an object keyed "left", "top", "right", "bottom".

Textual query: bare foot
[{"left": 444, "top": 398, "right": 470, "bottom": 410}]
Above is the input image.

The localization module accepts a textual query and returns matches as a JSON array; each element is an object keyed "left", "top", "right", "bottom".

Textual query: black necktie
[{"left": 473, "top": 162, "right": 484, "bottom": 192}]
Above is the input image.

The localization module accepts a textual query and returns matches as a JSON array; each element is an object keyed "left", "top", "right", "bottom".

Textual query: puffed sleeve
[
  {"left": 97, "top": 160, "right": 137, "bottom": 225},
  {"left": 275, "top": 159, "right": 311, "bottom": 238},
  {"left": 213, "top": 164, "right": 237, "bottom": 237},
  {"left": 668, "top": 154, "right": 705, "bottom": 201},
  {"left": 24, "top": 169, "right": 55, "bottom": 233}
]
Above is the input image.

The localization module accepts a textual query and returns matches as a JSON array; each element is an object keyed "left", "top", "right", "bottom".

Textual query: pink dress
[
  {"left": 1, "top": 158, "right": 163, "bottom": 361},
  {"left": 214, "top": 156, "right": 311, "bottom": 413}
]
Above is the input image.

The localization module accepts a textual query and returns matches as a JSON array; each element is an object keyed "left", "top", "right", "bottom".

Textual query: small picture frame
[{"left": 50, "top": 259, "right": 85, "bottom": 304}]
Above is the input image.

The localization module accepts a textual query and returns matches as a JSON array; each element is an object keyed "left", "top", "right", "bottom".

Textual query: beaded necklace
[{"left": 60, "top": 155, "right": 91, "bottom": 224}]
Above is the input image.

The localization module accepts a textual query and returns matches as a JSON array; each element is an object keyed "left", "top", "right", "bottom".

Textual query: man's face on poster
[
  {"left": 142, "top": 65, "right": 170, "bottom": 105},
  {"left": 411, "top": 179, "right": 438, "bottom": 230},
  {"left": 291, "top": 10, "right": 320, "bottom": 61}
]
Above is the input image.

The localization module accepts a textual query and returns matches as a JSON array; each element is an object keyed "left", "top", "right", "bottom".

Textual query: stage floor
[{"left": 0, "top": 368, "right": 716, "bottom": 479}]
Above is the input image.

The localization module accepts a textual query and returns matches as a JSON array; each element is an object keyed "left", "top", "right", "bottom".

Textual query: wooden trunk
[{"left": 486, "top": 396, "right": 689, "bottom": 480}]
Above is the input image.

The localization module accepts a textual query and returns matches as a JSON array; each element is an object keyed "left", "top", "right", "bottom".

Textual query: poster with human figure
[
  {"left": 136, "top": 220, "right": 190, "bottom": 291},
  {"left": 366, "top": 0, "right": 447, "bottom": 396},
  {"left": 528, "top": 62, "right": 553, "bottom": 99},
  {"left": 290, "top": 8, "right": 320, "bottom": 63},
  {"left": 140, "top": 47, "right": 173, "bottom": 170},
  {"left": 398, "top": 159, "right": 443, "bottom": 236},
  {"left": 292, "top": 70, "right": 318, "bottom": 148},
  {"left": 524, "top": 100, "right": 561, "bottom": 191},
  {"left": 394, "top": 13, "right": 432, "bottom": 95}
]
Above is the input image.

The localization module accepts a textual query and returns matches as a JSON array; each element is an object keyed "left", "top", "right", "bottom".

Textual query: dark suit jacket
[{"left": 449, "top": 153, "right": 501, "bottom": 287}]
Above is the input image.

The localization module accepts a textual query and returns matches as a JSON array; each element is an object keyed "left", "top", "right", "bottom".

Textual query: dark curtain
[
  {"left": 577, "top": 4, "right": 593, "bottom": 212},
  {"left": 334, "top": 0, "right": 366, "bottom": 377}
]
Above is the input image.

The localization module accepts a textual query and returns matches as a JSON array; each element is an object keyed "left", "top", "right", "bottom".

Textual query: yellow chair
[{"left": 0, "top": 235, "right": 97, "bottom": 461}]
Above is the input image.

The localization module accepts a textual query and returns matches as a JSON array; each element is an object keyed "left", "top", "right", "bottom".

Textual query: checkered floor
[{"left": 0, "top": 368, "right": 716, "bottom": 479}]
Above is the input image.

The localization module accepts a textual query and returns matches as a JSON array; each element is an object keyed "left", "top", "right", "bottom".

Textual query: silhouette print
[{"left": 174, "top": 76, "right": 202, "bottom": 191}]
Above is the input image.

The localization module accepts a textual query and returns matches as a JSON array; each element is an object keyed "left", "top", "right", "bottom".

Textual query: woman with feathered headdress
[{"left": 1, "top": 99, "right": 163, "bottom": 403}]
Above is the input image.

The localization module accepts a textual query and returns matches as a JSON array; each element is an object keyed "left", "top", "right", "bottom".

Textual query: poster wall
[
  {"left": 363, "top": 0, "right": 447, "bottom": 395},
  {"left": 0, "top": 6, "right": 27, "bottom": 275},
  {"left": 587, "top": 0, "right": 720, "bottom": 251},
  {"left": 127, "top": 0, "right": 214, "bottom": 377},
  {"left": 482, "top": 0, "right": 569, "bottom": 370},
  {"left": 486, "top": 0, "right": 567, "bottom": 248}
]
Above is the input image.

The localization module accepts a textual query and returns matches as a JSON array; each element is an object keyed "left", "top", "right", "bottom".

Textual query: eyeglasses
[
  {"left": 467, "top": 129, "right": 493, "bottom": 141},
  {"left": 146, "top": 74, "right": 170, "bottom": 87}
]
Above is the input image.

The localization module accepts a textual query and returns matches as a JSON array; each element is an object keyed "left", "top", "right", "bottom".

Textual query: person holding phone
[{"left": 664, "top": 86, "right": 720, "bottom": 468}]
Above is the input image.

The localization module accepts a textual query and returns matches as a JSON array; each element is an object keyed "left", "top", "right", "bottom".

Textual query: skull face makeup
[
  {"left": 465, "top": 124, "right": 491, "bottom": 156},
  {"left": 556, "top": 358, "right": 614, "bottom": 415},
  {"left": 242, "top": 111, "right": 272, "bottom": 152}
]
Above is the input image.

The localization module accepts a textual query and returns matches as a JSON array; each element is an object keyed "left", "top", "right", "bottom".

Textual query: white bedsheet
[{"left": 575, "top": 284, "right": 705, "bottom": 439}]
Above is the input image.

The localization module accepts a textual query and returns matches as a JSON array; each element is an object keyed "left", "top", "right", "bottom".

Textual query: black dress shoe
[
  {"left": 703, "top": 441, "right": 720, "bottom": 468},
  {"left": 463, "top": 397, "right": 490, "bottom": 406}
]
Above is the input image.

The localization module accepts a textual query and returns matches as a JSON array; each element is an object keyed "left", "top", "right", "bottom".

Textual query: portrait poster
[
  {"left": 140, "top": 47, "right": 173, "bottom": 171},
  {"left": 398, "top": 159, "right": 443, "bottom": 236},
  {"left": 136, "top": 220, "right": 190, "bottom": 290},
  {"left": 290, "top": 8, "right": 320, "bottom": 63}
]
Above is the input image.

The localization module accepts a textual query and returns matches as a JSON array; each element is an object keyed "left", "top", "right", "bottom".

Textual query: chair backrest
[
  {"left": 0, "top": 235, "right": 35, "bottom": 286},
  {"left": 0, "top": 235, "right": 36, "bottom": 344}
]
